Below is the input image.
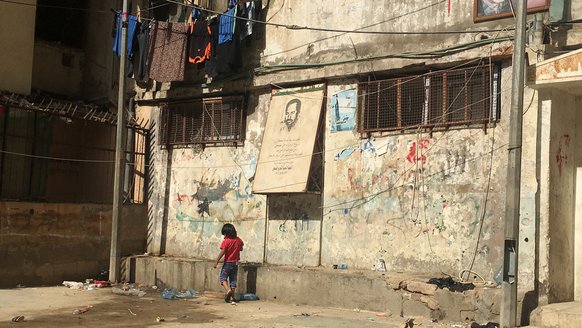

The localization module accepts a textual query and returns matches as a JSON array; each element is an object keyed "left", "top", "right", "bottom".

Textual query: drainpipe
[
  {"left": 109, "top": 0, "right": 128, "bottom": 283},
  {"left": 501, "top": 0, "right": 527, "bottom": 326}
]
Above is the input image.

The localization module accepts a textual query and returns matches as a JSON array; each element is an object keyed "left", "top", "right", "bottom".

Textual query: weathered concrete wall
[
  {"left": 82, "top": 0, "right": 122, "bottom": 103},
  {"left": 0, "top": 0, "right": 36, "bottom": 95},
  {"left": 31, "top": 41, "right": 84, "bottom": 98},
  {"left": 30, "top": 0, "right": 116, "bottom": 101},
  {"left": 0, "top": 202, "right": 147, "bottom": 288},
  {"left": 137, "top": 0, "right": 556, "bottom": 307},
  {"left": 142, "top": 69, "right": 541, "bottom": 292},
  {"left": 266, "top": 194, "right": 322, "bottom": 266},
  {"left": 45, "top": 118, "right": 116, "bottom": 203},
  {"left": 143, "top": 93, "right": 268, "bottom": 263},
  {"left": 260, "top": 0, "right": 510, "bottom": 67},
  {"left": 319, "top": 69, "right": 538, "bottom": 285}
]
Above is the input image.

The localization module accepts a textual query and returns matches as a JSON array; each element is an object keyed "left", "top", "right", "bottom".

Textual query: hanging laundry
[
  {"left": 147, "top": 21, "right": 188, "bottom": 82},
  {"left": 135, "top": 21, "right": 151, "bottom": 81},
  {"left": 188, "top": 19, "right": 212, "bottom": 64},
  {"left": 113, "top": 13, "right": 139, "bottom": 57},
  {"left": 205, "top": 17, "right": 220, "bottom": 77},
  {"left": 218, "top": 6, "right": 237, "bottom": 44},
  {"left": 240, "top": 1, "right": 256, "bottom": 40},
  {"left": 216, "top": 6, "right": 242, "bottom": 75}
]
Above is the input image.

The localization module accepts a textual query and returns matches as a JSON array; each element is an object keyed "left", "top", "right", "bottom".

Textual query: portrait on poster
[
  {"left": 473, "top": 0, "right": 549, "bottom": 22},
  {"left": 253, "top": 86, "right": 324, "bottom": 193}
]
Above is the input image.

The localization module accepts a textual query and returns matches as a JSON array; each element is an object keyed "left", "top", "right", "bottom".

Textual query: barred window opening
[
  {"left": 159, "top": 96, "right": 245, "bottom": 146},
  {"left": 357, "top": 64, "right": 501, "bottom": 134}
]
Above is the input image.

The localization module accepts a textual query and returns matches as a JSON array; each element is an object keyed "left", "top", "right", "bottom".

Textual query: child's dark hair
[{"left": 221, "top": 223, "right": 237, "bottom": 238}]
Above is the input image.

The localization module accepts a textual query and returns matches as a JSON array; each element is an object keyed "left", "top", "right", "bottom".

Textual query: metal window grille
[
  {"left": 357, "top": 64, "right": 500, "bottom": 133},
  {"left": 0, "top": 106, "right": 148, "bottom": 204},
  {"left": 159, "top": 96, "right": 245, "bottom": 146}
]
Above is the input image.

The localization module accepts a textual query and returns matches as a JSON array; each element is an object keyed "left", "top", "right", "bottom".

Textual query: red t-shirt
[{"left": 220, "top": 237, "right": 244, "bottom": 262}]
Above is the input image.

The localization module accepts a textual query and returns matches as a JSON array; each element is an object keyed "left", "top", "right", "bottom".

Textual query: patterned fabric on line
[{"left": 147, "top": 21, "right": 187, "bottom": 82}]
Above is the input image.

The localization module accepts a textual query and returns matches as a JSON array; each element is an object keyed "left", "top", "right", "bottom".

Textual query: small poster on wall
[
  {"left": 473, "top": 0, "right": 549, "bottom": 22},
  {"left": 330, "top": 89, "right": 356, "bottom": 133}
]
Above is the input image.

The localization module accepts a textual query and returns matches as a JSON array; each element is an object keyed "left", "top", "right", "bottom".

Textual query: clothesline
[{"left": 113, "top": 0, "right": 260, "bottom": 83}]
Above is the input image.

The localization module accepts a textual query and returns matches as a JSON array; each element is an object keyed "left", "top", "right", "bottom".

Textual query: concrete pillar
[{"left": 575, "top": 167, "right": 582, "bottom": 301}]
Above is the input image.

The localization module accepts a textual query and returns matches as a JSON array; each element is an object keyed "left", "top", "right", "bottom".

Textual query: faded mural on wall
[
  {"left": 157, "top": 102, "right": 270, "bottom": 263},
  {"left": 322, "top": 82, "right": 508, "bottom": 276}
]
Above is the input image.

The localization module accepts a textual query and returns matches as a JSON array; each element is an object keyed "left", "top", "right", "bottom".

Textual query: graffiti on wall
[
  {"left": 329, "top": 134, "right": 481, "bottom": 243},
  {"left": 172, "top": 170, "right": 263, "bottom": 229},
  {"left": 406, "top": 139, "right": 430, "bottom": 164},
  {"left": 556, "top": 134, "right": 570, "bottom": 177}
]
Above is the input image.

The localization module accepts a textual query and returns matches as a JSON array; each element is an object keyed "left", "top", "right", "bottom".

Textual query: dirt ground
[{"left": 0, "top": 286, "right": 477, "bottom": 328}]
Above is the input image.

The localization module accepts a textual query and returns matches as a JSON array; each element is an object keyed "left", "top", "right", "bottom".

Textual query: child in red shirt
[{"left": 214, "top": 223, "right": 244, "bottom": 303}]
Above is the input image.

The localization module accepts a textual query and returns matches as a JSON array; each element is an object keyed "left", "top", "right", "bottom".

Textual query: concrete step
[
  {"left": 125, "top": 255, "right": 501, "bottom": 323},
  {"left": 530, "top": 302, "right": 582, "bottom": 328}
]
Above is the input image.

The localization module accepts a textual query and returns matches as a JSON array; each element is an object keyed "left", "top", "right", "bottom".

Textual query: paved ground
[{"left": 0, "top": 286, "right": 481, "bottom": 328}]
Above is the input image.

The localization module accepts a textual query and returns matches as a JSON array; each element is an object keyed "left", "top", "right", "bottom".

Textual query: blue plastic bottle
[{"left": 239, "top": 293, "right": 259, "bottom": 301}]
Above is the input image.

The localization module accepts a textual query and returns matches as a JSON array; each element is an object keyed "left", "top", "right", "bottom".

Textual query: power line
[
  {"left": 0, "top": 149, "right": 114, "bottom": 163},
  {"left": 261, "top": 0, "right": 450, "bottom": 59},
  {"left": 166, "top": 0, "right": 514, "bottom": 36},
  {"left": 0, "top": 0, "right": 169, "bottom": 16}
]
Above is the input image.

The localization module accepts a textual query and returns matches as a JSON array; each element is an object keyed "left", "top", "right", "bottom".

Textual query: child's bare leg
[
  {"left": 221, "top": 281, "right": 230, "bottom": 293},
  {"left": 222, "top": 281, "right": 233, "bottom": 302}
]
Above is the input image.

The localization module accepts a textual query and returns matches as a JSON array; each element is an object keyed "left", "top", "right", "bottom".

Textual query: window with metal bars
[
  {"left": 159, "top": 96, "right": 245, "bottom": 146},
  {"left": 357, "top": 64, "right": 501, "bottom": 134}
]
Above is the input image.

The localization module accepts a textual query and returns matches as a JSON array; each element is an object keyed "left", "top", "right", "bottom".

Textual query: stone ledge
[{"left": 126, "top": 255, "right": 501, "bottom": 323}]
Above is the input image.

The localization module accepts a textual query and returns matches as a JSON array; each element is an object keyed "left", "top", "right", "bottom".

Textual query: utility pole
[
  {"left": 109, "top": 0, "right": 128, "bottom": 283},
  {"left": 501, "top": 0, "right": 527, "bottom": 326}
]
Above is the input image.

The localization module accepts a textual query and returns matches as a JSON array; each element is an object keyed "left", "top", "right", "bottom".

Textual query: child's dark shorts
[{"left": 220, "top": 262, "right": 238, "bottom": 288}]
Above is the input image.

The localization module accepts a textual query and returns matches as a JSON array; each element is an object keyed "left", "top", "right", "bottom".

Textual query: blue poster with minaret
[{"left": 330, "top": 89, "right": 356, "bottom": 132}]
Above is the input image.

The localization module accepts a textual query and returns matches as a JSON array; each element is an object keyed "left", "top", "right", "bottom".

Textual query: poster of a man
[
  {"left": 283, "top": 98, "right": 301, "bottom": 131},
  {"left": 480, "top": 0, "right": 509, "bottom": 16},
  {"left": 474, "top": 0, "right": 549, "bottom": 22}
]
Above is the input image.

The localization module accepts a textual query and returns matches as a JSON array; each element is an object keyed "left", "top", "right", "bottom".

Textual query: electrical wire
[
  {"left": 254, "top": 35, "right": 513, "bottom": 75},
  {"left": 261, "top": 0, "right": 450, "bottom": 59},
  {"left": 0, "top": 0, "right": 170, "bottom": 16},
  {"left": 0, "top": 78, "right": 508, "bottom": 168},
  {"left": 165, "top": 0, "right": 514, "bottom": 36},
  {"left": 0, "top": 149, "right": 114, "bottom": 163}
]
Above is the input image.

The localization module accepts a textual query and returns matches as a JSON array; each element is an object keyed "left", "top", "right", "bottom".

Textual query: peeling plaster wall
[
  {"left": 320, "top": 70, "right": 527, "bottom": 280},
  {"left": 143, "top": 71, "right": 540, "bottom": 289},
  {"left": 266, "top": 194, "right": 322, "bottom": 267},
  {"left": 143, "top": 94, "right": 269, "bottom": 263},
  {"left": 139, "top": 0, "right": 549, "bottom": 291},
  {"left": 261, "top": 0, "right": 511, "bottom": 68}
]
